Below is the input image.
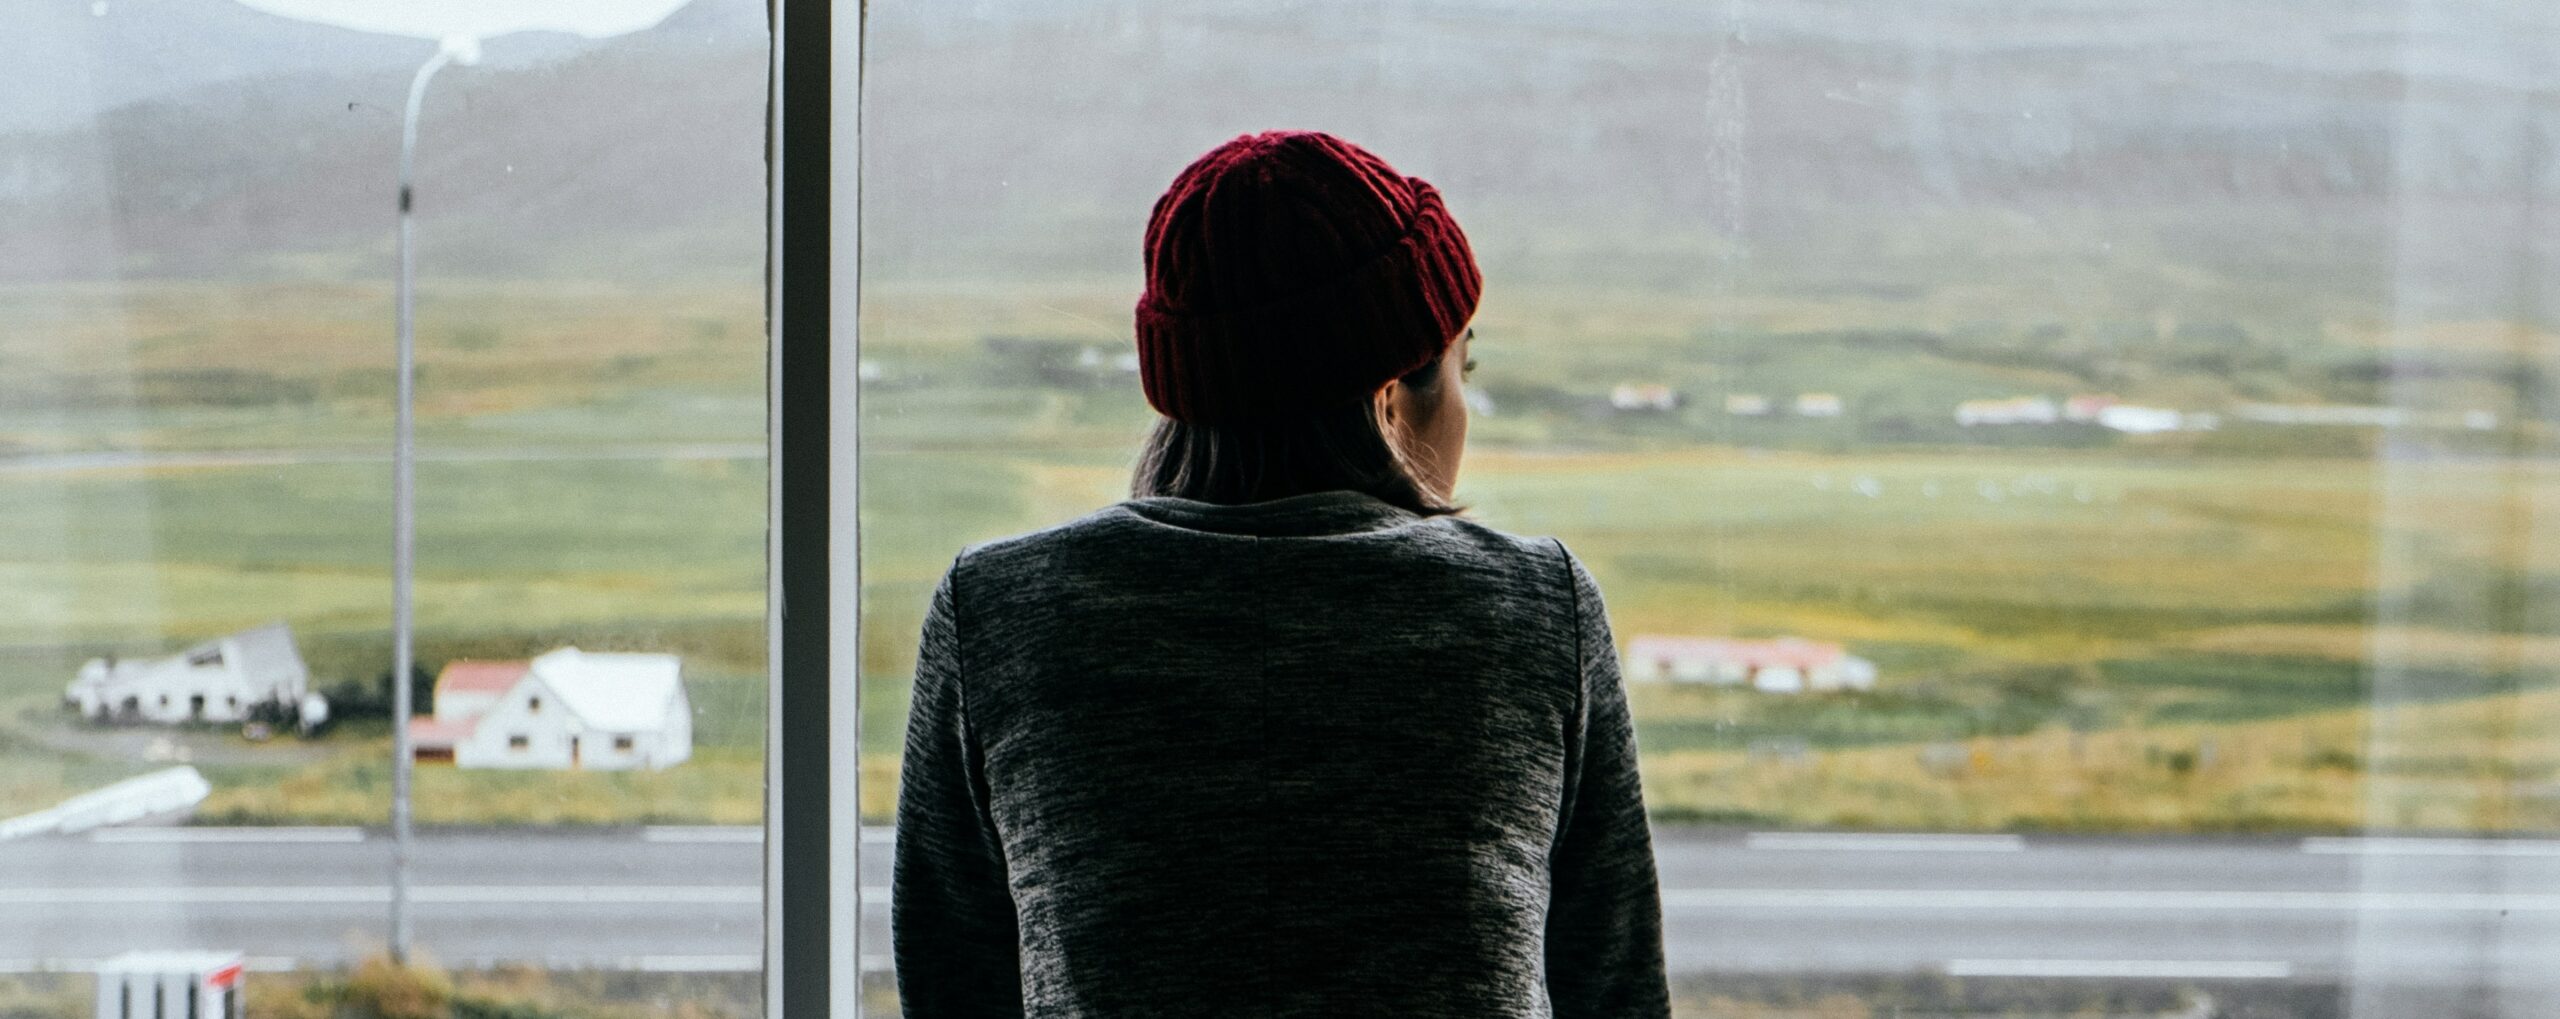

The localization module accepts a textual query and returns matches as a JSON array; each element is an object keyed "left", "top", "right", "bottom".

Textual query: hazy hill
[
  {"left": 1, "top": 0, "right": 432, "bottom": 134},
  {"left": 0, "top": 0, "right": 2549, "bottom": 330},
  {"left": 0, "top": 0, "right": 767, "bottom": 281}
]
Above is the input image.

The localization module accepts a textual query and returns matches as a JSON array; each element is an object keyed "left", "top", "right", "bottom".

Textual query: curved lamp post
[
  {"left": 388, "top": 33, "right": 479, "bottom": 963},
  {"left": 241, "top": 0, "right": 690, "bottom": 967}
]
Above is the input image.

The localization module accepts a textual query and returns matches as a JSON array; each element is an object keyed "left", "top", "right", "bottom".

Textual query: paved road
[
  {"left": 5, "top": 827, "right": 2558, "bottom": 999},
  {"left": 0, "top": 443, "right": 764, "bottom": 476}
]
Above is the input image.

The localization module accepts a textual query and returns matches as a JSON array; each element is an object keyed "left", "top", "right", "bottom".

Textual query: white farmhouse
[
  {"left": 2096, "top": 404, "right": 2185, "bottom": 434},
  {"left": 409, "top": 647, "right": 691, "bottom": 770},
  {"left": 1956, "top": 396, "right": 2060, "bottom": 426},
  {"left": 64, "top": 623, "right": 309, "bottom": 725},
  {"left": 1622, "top": 635, "right": 1878, "bottom": 693},
  {"left": 1610, "top": 383, "right": 1680, "bottom": 412}
]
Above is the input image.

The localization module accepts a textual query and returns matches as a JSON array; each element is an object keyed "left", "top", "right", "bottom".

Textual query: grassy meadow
[
  {"left": 854, "top": 442, "right": 2560, "bottom": 832},
  {"left": 5, "top": 278, "right": 2558, "bottom": 835},
  {"left": 0, "top": 281, "right": 771, "bottom": 825}
]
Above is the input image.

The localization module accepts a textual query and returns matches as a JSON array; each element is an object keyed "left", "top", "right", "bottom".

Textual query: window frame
[{"left": 768, "top": 0, "right": 859, "bottom": 1015}]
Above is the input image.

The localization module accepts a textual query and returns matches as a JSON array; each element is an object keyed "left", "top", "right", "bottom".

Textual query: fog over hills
[
  {"left": 0, "top": 0, "right": 767, "bottom": 281},
  {"left": 2, "top": 0, "right": 432, "bottom": 134},
  {"left": 1, "top": 0, "right": 2550, "bottom": 324}
]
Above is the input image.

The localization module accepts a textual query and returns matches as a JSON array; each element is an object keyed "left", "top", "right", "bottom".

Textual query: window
[
  {"left": 614, "top": 735, "right": 636, "bottom": 752},
  {"left": 861, "top": 2, "right": 2560, "bottom": 1016},
  {"left": 526, "top": 695, "right": 542, "bottom": 714},
  {"left": 7, "top": 1, "right": 776, "bottom": 1016}
]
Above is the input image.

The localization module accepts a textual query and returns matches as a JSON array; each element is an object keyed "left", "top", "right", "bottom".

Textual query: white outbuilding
[
  {"left": 93, "top": 950, "right": 243, "bottom": 1019},
  {"left": 1622, "top": 635, "right": 1879, "bottom": 693},
  {"left": 410, "top": 647, "right": 692, "bottom": 770},
  {"left": 63, "top": 623, "right": 310, "bottom": 725}
]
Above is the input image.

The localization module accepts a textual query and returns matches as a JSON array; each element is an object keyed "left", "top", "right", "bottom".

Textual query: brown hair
[{"left": 1131, "top": 353, "right": 1460, "bottom": 516}]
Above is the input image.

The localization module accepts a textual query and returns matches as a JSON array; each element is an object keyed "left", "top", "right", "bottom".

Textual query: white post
[{"left": 391, "top": 34, "right": 473, "bottom": 966}]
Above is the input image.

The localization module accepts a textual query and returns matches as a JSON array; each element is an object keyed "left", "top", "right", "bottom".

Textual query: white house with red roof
[
  {"left": 1622, "top": 636, "right": 1877, "bottom": 693},
  {"left": 409, "top": 647, "right": 690, "bottom": 770}
]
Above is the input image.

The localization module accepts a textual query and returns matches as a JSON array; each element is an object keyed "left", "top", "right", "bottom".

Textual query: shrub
[{"left": 342, "top": 956, "right": 454, "bottom": 1019}]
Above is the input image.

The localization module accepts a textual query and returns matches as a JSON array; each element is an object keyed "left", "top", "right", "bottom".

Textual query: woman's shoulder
[
  {"left": 943, "top": 497, "right": 1589, "bottom": 601},
  {"left": 1405, "top": 511, "right": 1576, "bottom": 570},
  {"left": 946, "top": 504, "right": 1159, "bottom": 573}
]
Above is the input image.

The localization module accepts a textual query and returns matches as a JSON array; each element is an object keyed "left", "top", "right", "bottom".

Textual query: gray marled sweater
[{"left": 893, "top": 490, "right": 1668, "bottom": 1018}]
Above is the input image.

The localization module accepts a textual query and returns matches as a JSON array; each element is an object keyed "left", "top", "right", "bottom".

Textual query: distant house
[
  {"left": 1955, "top": 396, "right": 2060, "bottom": 426},
  {"left": 2063, "top": 393, "right": 2119, "bottom": 422},
  {"left": 2237, "top": 404, "right": 2498, "bottom": 431},
  {"left": 2096, "top": 404, "right": 2185, "bottom": 434},
  {"left": 64, "top": 623, "right": 311, "bottom": 725},
  {"left": 1622, "top": 636, "right": 1878, "bottom": 693},
  {"left": 1610, "top": 383, "right": 1680, "bottom": 412},
  {"left": 2233, "top": 403, "right": 2408, "bottom": 427},
  {"left": 1724, "top": 393, "right": 1772, "bottom": 416},
  {"left": 409, "top": 647, "right": 691, "bottom": 770},
  {"left": 1793, "top": 392, "right": 1844, "bottom": 417}
]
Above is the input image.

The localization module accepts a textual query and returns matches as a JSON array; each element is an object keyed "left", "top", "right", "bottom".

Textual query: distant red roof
[
  {"left": 436, "top": 660, "right": 529, "bottom": 697},
  {"left": 1626, "top": 636, "right": 1844, "bottom": 670},
  {"left": 407, "top": 716, "right": 479, "bottom": 748}
]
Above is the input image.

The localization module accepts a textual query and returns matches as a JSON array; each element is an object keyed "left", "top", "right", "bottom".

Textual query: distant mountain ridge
[
  {"left": 0, "top": 0, "right": 2548, "bottom": 331},
  {"left": 3, "top": 0, "right": 774, "bottom": 134},
  {"left": 0, "top": 0, "right": 768, "bottom": 281}
]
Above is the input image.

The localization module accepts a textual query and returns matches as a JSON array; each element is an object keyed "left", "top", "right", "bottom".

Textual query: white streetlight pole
[{"left": 390, "top": 33, "right": 477, "bottom": 965}]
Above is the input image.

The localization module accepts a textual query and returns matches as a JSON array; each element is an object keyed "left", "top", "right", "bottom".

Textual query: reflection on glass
[
  {"left": 1, "top": 0, "right": 770, "bottom": 1015},
  {"left": 863, "top": 1, "right": 2559, "bottom": 1015}
]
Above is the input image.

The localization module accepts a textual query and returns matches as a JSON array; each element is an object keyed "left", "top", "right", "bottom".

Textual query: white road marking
[
  {"left": 1947, "top": 958, "right": 2293, "bottom": 979},
  {"left": 12, "top": 883, "right": 2557, "bottom": 913},
  {"left": 414, "top": 885, "right": 761, "bottom": 905},
  {"left": 834, "top": 878, "right": 2560, "bottom": 915},
  {"left": 634, "top": 955, "right": 760, "bottom": 972},
  {"left": 0, "top": 444, "right": 765, "bottom": 476},
  {"left": 638, "top": 825, "right": 886, "bottom": 844},
  {"left": 90, "top": 827, "right": 364, "bottom": 844},
  {"left": 642, "top": 826, "right": 763, "bottom": 843},
  {"left": 1746, "top": 832, "right": 2025, "bottom": 853},
  {"left": 6, "top": 955, "right": 756, "bottom": 974},
  {"left": 0, "top": 957, "right": 301, "bottom": 974},
  {"left": 2303, "top": 837, "right": 2560, "bottom": 858},
  {"left": 0, "top": 885, "right": 758, "bottom": 905},
  {"left": 1666, "top": 888, "right": 2560, "bottom": 912}
]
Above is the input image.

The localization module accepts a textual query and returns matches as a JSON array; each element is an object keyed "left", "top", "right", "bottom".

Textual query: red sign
[{"left": 205, "top": 963, "right": 242, "bottom": 990}]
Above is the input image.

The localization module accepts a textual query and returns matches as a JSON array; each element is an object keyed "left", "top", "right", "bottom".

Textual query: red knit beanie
[{"left": 1134, "top": 131, "right": 1482, "bottom": 426}]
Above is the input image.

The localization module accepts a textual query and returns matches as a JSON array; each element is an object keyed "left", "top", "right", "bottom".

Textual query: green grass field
[{"left": 4, "top": 279, "right": 2556, "bottom": 833}]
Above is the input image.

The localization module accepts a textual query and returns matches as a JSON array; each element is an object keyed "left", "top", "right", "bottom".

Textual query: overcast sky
[{"left": 231, "top": 0, "right": 690, "bottom": 40}]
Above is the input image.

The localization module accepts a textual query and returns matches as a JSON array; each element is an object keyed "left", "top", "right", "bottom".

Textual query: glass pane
[
  {"left": 1, "top": 1, "right": 771, "bottom": 1015},
  {"left": 863, "top": 1, "right": 2559, "bottom": 1015}
]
